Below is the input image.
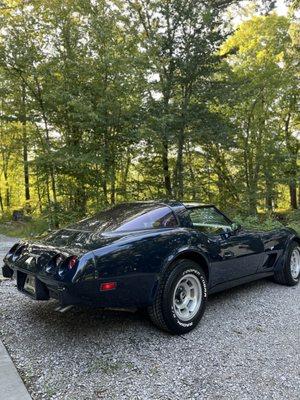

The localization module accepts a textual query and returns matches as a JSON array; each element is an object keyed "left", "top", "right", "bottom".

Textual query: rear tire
[
  {"left": 2, "top": 265, "right": 14, "bottom": 278},
  {"left": 148, "top": 259, "right": 208, "bottom": 334},
  {"left": 274, "top": 241, "right": 300, "bottom": 286}
]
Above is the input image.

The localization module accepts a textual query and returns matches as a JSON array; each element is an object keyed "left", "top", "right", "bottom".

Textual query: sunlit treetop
[{"left": 221, "top": 14, "right": 291, "bottom": 66}]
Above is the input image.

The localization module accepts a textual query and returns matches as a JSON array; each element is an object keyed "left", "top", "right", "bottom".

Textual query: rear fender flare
[{"left": 157, "top": 247, "right": 210, "bottom": 284}]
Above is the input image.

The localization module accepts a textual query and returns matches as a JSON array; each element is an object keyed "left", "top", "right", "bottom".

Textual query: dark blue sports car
[{"left": 2, "top": 201, "right": 300, "bottom": 334}]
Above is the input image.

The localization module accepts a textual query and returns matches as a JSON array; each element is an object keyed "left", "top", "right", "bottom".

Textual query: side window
[{"left": 188, "top": 207, "right": 231, "bottom": 235}]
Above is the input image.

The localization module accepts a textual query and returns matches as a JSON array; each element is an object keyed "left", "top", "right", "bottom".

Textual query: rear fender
[
  {"left": 72, "top": 252, "right": 96, "bottom": 283},
  {"left": 158, "top": 246, "right": 210, "bottom": 287}
]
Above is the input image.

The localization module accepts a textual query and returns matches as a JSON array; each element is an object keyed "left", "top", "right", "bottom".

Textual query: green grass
[{"left": 0, "top": 218, "right": 49, "bottom": 238}]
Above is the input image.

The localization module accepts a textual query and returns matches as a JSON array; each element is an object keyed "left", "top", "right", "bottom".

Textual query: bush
[
  {"left": 286, "top": 210, "right": 300, "bottom": 234},
  {"left": 233, "top": 213, "right": 284, "bottom": 231}
]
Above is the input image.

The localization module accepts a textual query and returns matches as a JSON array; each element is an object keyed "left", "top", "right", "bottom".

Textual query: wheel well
[
  {"left": 173, "top": 251, "right": 210, "bottom": 283},
  {"left": 292, "top": 237, "right": 300, "bottom": 247}
]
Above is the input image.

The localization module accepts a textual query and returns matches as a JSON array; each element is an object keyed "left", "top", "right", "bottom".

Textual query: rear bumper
[
  {"left": 2, "top": 264, "right": 159, "bottom": 308},
  {"left": 3, "top": 264, "right": 84, "bottom": 306}
]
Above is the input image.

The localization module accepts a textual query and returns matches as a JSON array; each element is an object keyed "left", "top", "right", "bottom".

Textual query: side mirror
[{"left": 231, "top": 222, "right": 242, "bottom": 233}]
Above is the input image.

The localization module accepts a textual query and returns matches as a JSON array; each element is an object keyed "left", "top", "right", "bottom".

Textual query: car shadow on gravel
[{"left": 22, "top": 277, "right": 280, "bottom": 338}]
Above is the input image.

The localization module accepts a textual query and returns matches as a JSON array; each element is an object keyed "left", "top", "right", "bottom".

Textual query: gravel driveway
[{"left": 0, "top": 236, "right": 299, "bottom": 400}]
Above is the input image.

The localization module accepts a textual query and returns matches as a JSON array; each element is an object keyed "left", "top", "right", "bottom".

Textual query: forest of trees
[{"left": 0, "top": 0, "right": 299, "bottom": 227}]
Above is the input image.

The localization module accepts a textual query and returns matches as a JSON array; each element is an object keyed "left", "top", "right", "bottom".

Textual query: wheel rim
[
  {"left": 173, "top": 274, "right": 202, "bottom": 322},
  {"left": 290, "top": 247, "right": 300, "bottom": 280}
]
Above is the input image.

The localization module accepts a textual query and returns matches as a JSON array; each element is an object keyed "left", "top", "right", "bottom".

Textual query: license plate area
[
  {"left": 24, "top": 275, "right": 36, "bottom": 295},
  {"left": 17, "top": 271, "right": 50, "bottom": 300}
]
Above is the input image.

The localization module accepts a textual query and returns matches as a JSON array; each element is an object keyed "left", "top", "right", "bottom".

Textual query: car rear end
[{"left": 2, "top": 241, "right": 87, "bottom": 306}]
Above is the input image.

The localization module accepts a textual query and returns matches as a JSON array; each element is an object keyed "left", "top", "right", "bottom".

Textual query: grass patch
[
  {"left": 0, "top": 218, "right": 49, "bottom": 239},
  {"left": 87, "top": 358, "right": 135, "bottom": 374}
]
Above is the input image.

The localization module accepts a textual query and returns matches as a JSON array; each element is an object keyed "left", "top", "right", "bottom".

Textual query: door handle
[{"left": 224, "top": 250, "right": 235, "bottom": 259}]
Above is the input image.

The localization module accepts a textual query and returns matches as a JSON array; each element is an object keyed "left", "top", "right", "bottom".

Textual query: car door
[{"left": 187, "top": 206, "right": 265, "bottom": 285}]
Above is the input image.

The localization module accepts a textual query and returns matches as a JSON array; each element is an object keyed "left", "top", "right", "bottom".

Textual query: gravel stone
[{"left": 0, "top": 237, "right": 299, "bottom": 399}]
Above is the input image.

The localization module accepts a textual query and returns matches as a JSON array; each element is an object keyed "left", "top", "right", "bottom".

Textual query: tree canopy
[{"left": 0, "top": 0, "right": 299, "bottom": 226}]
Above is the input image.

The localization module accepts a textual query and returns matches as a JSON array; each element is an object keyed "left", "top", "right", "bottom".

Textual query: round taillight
[
  {"left": 6, "top": 243, "right": 19, "bottom": 258},
  {"left": 68, "top": 256, "right": 78, "bottom": 270},
  {"left": 13, "top": 244, "right": 26, "bottom": 259},
  {"left": 55, "top": 254, "right": 64, "bottom": 267}
]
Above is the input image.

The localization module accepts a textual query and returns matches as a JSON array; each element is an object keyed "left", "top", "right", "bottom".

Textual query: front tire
[
  {"left": 274, "top": 241, "right": 300, "bottom": 286},
  {"left": 148, "top": 259, "right": 208, "bottom": 334}
]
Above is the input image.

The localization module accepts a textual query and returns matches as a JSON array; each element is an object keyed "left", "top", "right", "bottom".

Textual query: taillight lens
[
  {"left": 14, "top": 244, "right": 26, "bottom": 259},
  {"left": 6, "top": 243, "right": 19, "bottom": 257},
  {"left": 100, "top": 282, "right": 117, "bottom": 291},
  {"left": 55, "top": 254, "right": 64, "bottom": 267},
  {"left": 68, "top": 256, "right": 78, "bottom": 270}
]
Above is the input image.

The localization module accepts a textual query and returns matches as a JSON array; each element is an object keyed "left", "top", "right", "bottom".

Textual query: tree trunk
[
  {"left": 110, "top": 160, "right": 116, "bottom": 205},
  {"left": 174, "top": 127, "right": 184, "bottom": 199},
  {"left": 120, "top": 150, "right": 131, "bottom": 201},
  {"left": 265, "top": 185, "right": 273, "bottom": 211},
  {"left": 36, "top": 174, "right": 43, "bottom": 214},
  {"left": 174, "top": 90, "right": 189, "bottom": 199},
  {"left": 186, "top": 141, "right": 196, "bottom": 200},
  {"left": 0, "top": 189, "right": 4, "bottom": 213},
  {"left": 3, "top": 169, "right": 10, "bottom": 208},
  {"left": 74, "top": 180, "right": 87, "bottom": 214},
  {"left": 290, "top": 182, "right": 297, "bottom": 209},
  {"left": 21, "top": 83, "right": 30, "bottom": 202},
  {"left": 34, "top": 75, "right": 58, "bottom": 224},
  {"left": 264, "top": 166, "right": 273, "bottom": 211},
  {"left": 162, "top": 137, "right": 172, "bottom": 198},
  {"left": 284, "top": 110, "right": 299, "bottom": 210},
  {"left": 110, "top": 180, "right": 116, "bottom": 205}
]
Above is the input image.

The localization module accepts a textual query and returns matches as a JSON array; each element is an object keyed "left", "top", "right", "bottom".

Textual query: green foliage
[
  {"left": 233, "top": 210, "right": 300, "bottom": 233},
  {"left": 233, "top": 214, "right": 284, "bottom": 232},
  {"left": 0, "top": 1, "right": 299, "bottom": 226},
  {"left": 286, "top": 210, "right": 300, "bottom": 233}
]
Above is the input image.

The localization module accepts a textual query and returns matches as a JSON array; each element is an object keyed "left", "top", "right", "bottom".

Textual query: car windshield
[{"left": 44, "top": 203, "right": 177, "bottom": 247}]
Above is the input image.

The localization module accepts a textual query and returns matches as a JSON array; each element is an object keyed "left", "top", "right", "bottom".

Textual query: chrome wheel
[
  {"left": 173, "top": 274, "right": 202, "bottom": 321},
  {"left": 290, "top": 247, "right": 300, "bottom": 280}
]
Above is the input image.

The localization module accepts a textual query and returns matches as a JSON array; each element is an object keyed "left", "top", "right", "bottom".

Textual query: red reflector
[
  {"left": 68, "top": 256, "right": 78, "bottom": 270},
  {"left": 100, "top": 282, "right": 117, "bottom": 291}
]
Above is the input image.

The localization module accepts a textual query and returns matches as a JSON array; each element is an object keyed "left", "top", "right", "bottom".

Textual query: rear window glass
[
  {"left": 115, "top": 207, "right": 177, "bottom": 231},
  {"left": 70, "top": 203, "right": 177, "bottom": 232},
  {"left": 44, "top": 203, "right": 177, "bottom": 247}
]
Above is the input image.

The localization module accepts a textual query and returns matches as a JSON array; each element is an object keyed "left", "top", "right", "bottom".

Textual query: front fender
[{"left": 274, "top": 229, "right": 300, "bottom": 272}]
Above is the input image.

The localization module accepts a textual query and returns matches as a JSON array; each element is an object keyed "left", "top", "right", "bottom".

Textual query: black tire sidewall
[
  {"left": 162, "top": 260, "right": 207, "bottom": 334},
  {"left": 286, "top": 242, "right": 300, "bottom": 285}
]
